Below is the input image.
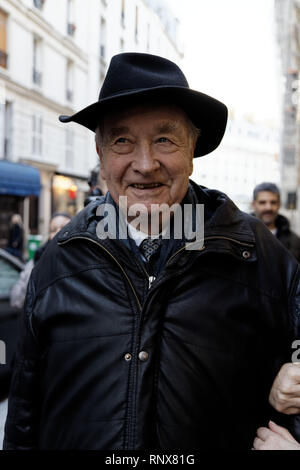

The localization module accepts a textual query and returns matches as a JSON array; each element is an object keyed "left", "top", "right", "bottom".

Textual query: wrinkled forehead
[{"left": 99, "top": 100, "right": 192, "bottom": 133}]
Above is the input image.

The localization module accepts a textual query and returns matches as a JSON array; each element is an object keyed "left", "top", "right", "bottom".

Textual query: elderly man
[{"left": 3, "top": 53, "right": 300, "bottom": 450}]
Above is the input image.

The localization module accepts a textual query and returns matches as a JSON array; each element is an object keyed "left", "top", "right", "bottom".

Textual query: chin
[{"left": 264, "top": 219, "right": 275, "bottom": 226}]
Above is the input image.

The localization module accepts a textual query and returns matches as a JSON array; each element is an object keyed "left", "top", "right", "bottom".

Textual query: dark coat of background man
[
  {"left": 3, "top": 53, "right": 300, "bottom": 450},
  {"left": 252, "top": 182, "right": 300, "bottom": 262}
]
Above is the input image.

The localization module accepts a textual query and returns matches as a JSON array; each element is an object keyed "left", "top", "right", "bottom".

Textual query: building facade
[
  {"left": 0, "top": 0, "right": 182, "bottom": 249},
  {"left": 192, "top": 116, "right": 280, "bottom": 212},
  {"left": 275, "top": 0, "right": 300, "bottom": 232}
]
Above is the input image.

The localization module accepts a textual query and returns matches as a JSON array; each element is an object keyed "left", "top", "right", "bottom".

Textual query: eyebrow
[
  {"left": 107, "top": 127, "right": 131, "bottom": 140},
  {"left": 106, "top": 121, "right": 181, "bottom": 141},
  {"left": 154, "top": 122, "right": 180, "bottom": 134}
]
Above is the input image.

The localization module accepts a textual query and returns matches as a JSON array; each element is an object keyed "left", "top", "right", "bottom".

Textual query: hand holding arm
[{"left": 269, "top": 362, "right": 300, "bottom": 415}]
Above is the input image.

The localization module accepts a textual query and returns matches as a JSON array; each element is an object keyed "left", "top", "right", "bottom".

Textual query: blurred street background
[{"left": 0, "top": 0, "right": 299, "bottom": 256}]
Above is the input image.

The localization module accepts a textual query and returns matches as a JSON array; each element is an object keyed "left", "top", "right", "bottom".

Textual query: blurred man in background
[
  {"left": 6, "top": 215, "right": 24, "bottom": 261},
  {"left": 84, "top": 164, "right": 108, "bottom": 207},
  {"left": 252, "top": 182, "right": 300, "bottom": 262}
]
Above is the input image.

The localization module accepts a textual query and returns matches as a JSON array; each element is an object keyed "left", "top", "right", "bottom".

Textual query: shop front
[
  {"left": 0, "top": 160, "right": 41, "bottom": 251},
  {"left": 52, "top": 174, "right": 89, "bottom": 217}
]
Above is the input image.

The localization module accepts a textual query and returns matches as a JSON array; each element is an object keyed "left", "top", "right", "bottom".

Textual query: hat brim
[{"left": 59, "top": 86, "right": 228, "bottom": 157}]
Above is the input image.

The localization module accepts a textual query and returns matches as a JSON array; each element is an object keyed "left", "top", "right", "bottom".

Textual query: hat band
[{"left": 99, "top": 84, "right": 190, "bottom": 100}]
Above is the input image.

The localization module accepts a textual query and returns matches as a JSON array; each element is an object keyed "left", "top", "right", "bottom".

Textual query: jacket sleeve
[{"left": 3, "top": 277, "right": 40, "bottom": 450}]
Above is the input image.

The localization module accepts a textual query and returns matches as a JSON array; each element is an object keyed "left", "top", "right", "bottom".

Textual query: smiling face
[{"left": 96, "top": 103, "right": 196, "bottom": 223}]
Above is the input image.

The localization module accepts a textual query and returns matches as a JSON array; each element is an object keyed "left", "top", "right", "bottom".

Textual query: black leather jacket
[
  {"left": 275, "top": 214, "right": 300, "bottom": 263},
  {"left": 4, "top": 181, "right": 300, "bottom": 450}
]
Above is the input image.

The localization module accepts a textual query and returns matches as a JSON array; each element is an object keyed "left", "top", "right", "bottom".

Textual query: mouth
[{"left": 130, "top": 183, "right": 164, "bottom": 189}]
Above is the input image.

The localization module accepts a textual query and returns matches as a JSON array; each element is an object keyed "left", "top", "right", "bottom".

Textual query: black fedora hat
[{"left": 59, "top": 53, "right": 228, "bottom": 157}]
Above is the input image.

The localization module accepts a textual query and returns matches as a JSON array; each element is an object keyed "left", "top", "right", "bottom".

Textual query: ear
[
  {"left": 96, "top": 141, "right": 101, "bottom": 157},
  {"left": 96, "top": 143, "right": 108, "bottom": 182},
  {"left": 188, "top": 155, "right": 194, "bottom": 176}
]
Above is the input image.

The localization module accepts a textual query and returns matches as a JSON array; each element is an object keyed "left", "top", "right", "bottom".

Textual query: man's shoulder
[
  {"left": 248, "top": 212, "right": 299, "bottom": 268},
  {"left": 191, "top": 181, "right": 298, "bottom": 264}
]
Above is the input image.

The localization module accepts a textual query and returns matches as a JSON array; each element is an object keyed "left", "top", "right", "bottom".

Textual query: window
[
  {"left": 32, "top": 114, "right": 43, "bottom": 156},
  {"left": 33, "top": 0, "right": 45, "bottom": 10},
  {"left": 0, "top": 9, "right": 8, "bottom": 69},
  {"left": 0, "top": 100, "right": 13, "bottom": 159},
  {"left": 33, "top": 36, "right": 42, "bottom": 86},
  {"left": 286, "top": 192, "right": 297, "bottom": 210},
  {"left": 135, "top": 6, "right": 138, "bottom": 42},
  {"left": 121, "top": 0, "right": 125, "bottom": 27},
  {"left": 4, "top": 101, "right": 13, "bottom": 159},
  {"left": 65, "top": 129, "right": 74, "bottom": 168},
  {"left": 29, "top": 196, "right": 39, "bottom": 234},
  {"left": 100, "top": 69, "right": 105, "bottom": 83},
  {"left": 146, "top": 23, "right": 150, "bottom": 51},
  {"left": 67, "top": 0, "right": 76, "bottom": 37},
  {"left": 100, "top": 17, "right": 106, "bottom": 60},
  {"left": 66, "top": 60, "right": 74, "bottom": 102}
]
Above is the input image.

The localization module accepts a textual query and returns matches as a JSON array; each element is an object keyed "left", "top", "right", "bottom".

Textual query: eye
[
  {"left": 157, "top": 137, "right": 172, "bottom": 143},
  {"left": 114, "top": 137, "right": 130, "bottom": 144}
]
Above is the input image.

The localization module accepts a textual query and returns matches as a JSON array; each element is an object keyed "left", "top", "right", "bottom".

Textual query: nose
[
  {"left": 131, "top": 142, "right": 160, "bottom": 174},
  {"left": 265, "top": 202, "right": 273, "bottom": 211}
]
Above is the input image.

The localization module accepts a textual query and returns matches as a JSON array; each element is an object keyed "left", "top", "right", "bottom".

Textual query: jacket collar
[
  {"left": 188, "top": 180, "right": 255, "bottom": 243},
  {"left": 275, "top": 214, "right": 291, "bottom": 235},
  {"left": 57, "top": 179, "right": 256, "bottom": 246}
]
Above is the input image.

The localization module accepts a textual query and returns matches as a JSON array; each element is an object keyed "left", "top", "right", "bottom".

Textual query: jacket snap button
[
  {"left": 242, "top": 250, "right": 251, "bottom": 259},
  {"left": 124, "top": 353, "right": 132, "bottom": 361},
  {"left": 138, "top": 351, "right": 149, "bottom": 362}
]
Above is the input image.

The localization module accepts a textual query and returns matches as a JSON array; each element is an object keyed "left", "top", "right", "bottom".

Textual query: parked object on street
[
  {"left": 0, "top": 249, "right": 24, "bottom": 301},
  {"left": 0, "top": 249, "right": 24, "bottom": 401}
]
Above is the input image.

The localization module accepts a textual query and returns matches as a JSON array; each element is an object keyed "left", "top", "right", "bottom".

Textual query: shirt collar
[{"left": 127, "top": 221, "right": 168, "bottom": 247}]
